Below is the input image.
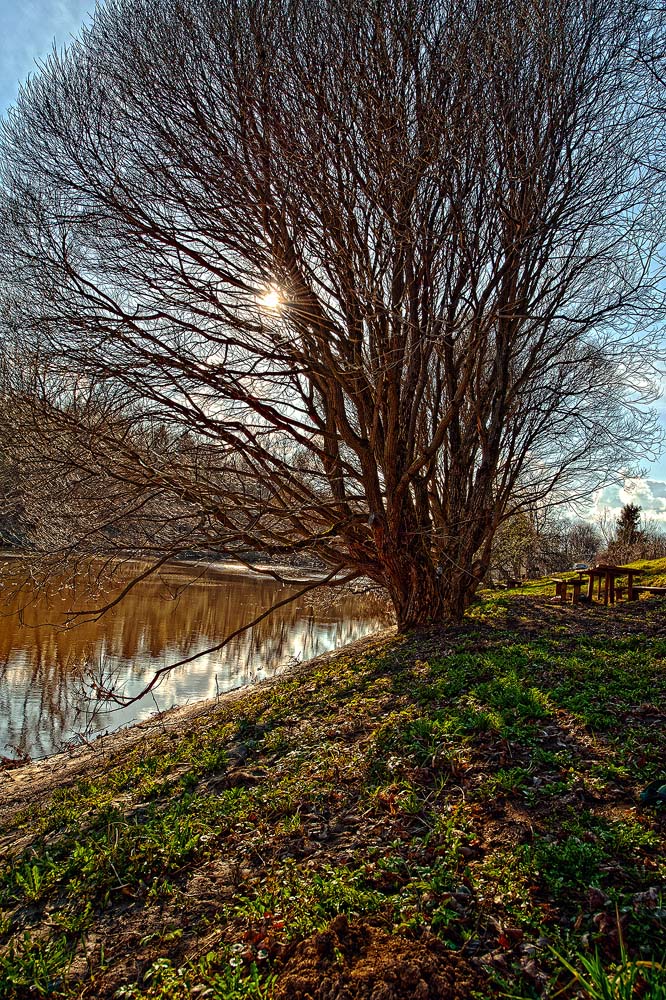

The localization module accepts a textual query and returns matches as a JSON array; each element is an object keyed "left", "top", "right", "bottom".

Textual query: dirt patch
[{"left": 273, "top": 914, "right": 484, "bottom": 1000}]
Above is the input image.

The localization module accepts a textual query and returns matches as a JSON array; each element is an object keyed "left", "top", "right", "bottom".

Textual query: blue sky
[
  {"left": 0, "top": 1, "right": 94, "bottom": 115},
  {"left": 1, "top": 0, "right": 666, "bottom": 521}
]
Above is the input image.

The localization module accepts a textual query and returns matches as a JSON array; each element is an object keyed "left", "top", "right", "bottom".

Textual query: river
[{"left": 0, "top": 562, "right": 385, "bottom": 760}]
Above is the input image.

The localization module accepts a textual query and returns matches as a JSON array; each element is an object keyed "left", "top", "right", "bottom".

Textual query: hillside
[{"left": 1, "top": 584, "right": 665, "bottom": 999}]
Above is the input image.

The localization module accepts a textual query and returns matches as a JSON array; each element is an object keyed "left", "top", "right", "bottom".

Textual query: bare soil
[{"left": 274, "top": 914, "right": 484, "bottom": 1000}]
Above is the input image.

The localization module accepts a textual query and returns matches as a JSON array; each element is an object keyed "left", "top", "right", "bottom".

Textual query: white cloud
[{"left": 590, "top": 477, "right": 666, "bottom": 523}]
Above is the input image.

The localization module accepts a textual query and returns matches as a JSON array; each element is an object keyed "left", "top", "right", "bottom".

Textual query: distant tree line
[
  {"left": 489, "top": 502, "right": 666, "bottom": 582},
  {"left": 600, "top": 503, "right": 666, "bottom": 565}
]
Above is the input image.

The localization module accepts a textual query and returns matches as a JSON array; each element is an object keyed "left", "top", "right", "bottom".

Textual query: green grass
[
  {"left": 1, "top": 575, "right": 666, "bottom": 998},
  {"left": 114, "top": 955, "right": 277, "bottom": 1000},
  {"left": 551, "top": 937, "right": 666, "bottom": 1000}
]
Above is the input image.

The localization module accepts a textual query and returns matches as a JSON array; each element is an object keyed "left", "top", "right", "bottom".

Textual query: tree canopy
[{"left": 0, "top": 0, "right": 664, "bottom": 625}]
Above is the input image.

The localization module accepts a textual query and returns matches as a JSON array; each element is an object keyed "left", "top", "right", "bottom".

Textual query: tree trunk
[{"left": 386, "top": 554, "right": 476, "bottom": 630}]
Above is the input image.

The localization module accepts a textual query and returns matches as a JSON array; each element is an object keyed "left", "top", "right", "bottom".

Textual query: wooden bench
[
  {"left": 552, "top": 578, "right": 582, "bottom": 604},
  {"left": 630, "top": 585, "right": 666, "bottom": 597}
]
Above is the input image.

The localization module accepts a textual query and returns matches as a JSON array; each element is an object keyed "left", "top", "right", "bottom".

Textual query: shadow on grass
[{"left": 0, "top": 595, "right": 665, "bottom": 998}]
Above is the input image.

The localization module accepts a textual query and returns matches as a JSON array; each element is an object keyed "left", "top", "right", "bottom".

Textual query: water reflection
[{"left": 0, "top": 564, "right": 384, "bottom": 759}]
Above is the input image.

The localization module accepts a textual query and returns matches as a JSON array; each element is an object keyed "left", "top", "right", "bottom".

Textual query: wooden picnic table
[
  {"left": 552, "top": 564, "right": 647, "bottom": 606},
  {"left": 584, "top": 564, "right": 645, "bottom": 605}
]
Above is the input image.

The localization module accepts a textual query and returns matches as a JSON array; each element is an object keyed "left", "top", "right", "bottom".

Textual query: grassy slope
[
  {"left": 0, "top": 586, "right": 665, "bottom": 998},
  {"left": 500, "top": 556, "right": 666, "bottom": 597}
]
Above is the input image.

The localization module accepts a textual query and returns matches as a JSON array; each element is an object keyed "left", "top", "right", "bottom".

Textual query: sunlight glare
[{"left": 258, "top": 287, "right": 283, "bottom": 311}]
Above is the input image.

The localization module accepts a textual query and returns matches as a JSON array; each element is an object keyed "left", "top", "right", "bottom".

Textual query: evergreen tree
[{"left": 615, "top": 504, "right": 642, "bottom": 549}]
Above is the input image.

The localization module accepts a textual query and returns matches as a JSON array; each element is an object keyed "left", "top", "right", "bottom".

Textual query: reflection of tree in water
[
  {"left": 0, "top": 567, "right": 385, "bottom": 758},
  {"left": 0, "top": 646, "right": 84, "bottom": 757}
]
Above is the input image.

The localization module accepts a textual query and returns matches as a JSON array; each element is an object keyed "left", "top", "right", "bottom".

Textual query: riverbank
[
  {"left": 1, "top": 592, "right": 665, "bottom": 998},
  {"left": 0, "top": 629, "right": 391, "bottom": 829}
]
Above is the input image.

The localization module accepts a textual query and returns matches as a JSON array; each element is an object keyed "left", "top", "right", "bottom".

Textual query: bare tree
[
  {"left": 0, "top": 0, "right": 663, "bottom": 627},
  {"left": 595, "top": 506, "right": 618, "bottom": 550},
  {"left": 565, "top": 520, "right": 602, "bottom": 566},
  {"left": 489, "top": 508, "right": 602, "bottom": 581}
]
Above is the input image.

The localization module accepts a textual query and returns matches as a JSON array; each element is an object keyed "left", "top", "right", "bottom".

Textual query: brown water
[{"left": 0, "top": 563, "right": 384, "bottom": 760}]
